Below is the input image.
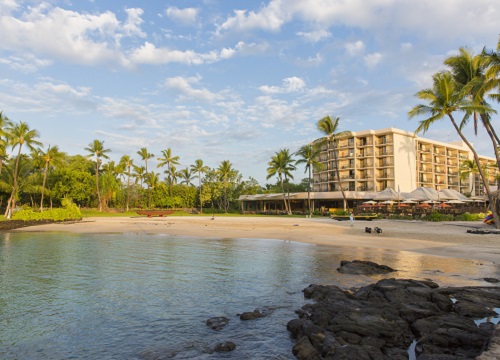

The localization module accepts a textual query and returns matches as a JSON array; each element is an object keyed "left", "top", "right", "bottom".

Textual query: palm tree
[
  {"left": 37, "top": 145, "right": 64, "bottom": 211},
  {"left": 157, "top": 148, "right": 180, "bottom": 197},
  {"left": 85, "top": 140, "right": 111, "bottom": 212},
  {"left": 295, "top": 144, "right": 324, "bottom": 217},
  {"left": 459, "top": 159, "right": 479, "bottom": 195},
  {"left": 0, "top": 111, "right": 12, "bottom": 178},
  {"left": 119, "top": 155, "right": 133, "bottom": 211},
  {"left": 408, "top": 71, "right": 499, "bottom": 228},
  {"left": 217, "top": 160, "right": 234, "bottom": 213},
  {"left": 266, "top": 149, "right": 295, "bottom": 215},
  {"left": 316, "top": 115, "right": 352, "bottom": 210},
  {"left": 445, "top": 47, "right": 500, "bottom": 180},
  {"left": 137, "top": 147, "right": 154, "bottom": 208},
  {"left": 133, "top": 164, "right": 146, "bottom": 186},
  {"left": 4, "top": 121, "right": 42, "bottom": 217},
  {"left": 145, "top": 172, "right": 159, "bottom": 207},
  {"left": 190, "top": 159, "right": 209, "bottom": 213}
]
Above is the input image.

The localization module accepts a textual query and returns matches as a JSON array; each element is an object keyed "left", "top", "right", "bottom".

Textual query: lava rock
[
  {"left": 206, "top": 316, "right": 229, "bottom": 331},
  {"left": 337, "top": 260, "right": 396, "bottom": 275}
]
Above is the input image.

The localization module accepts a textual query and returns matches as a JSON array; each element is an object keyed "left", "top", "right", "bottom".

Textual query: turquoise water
[{"left": 1, "top": 232, "right": 498, "bottom": 359}]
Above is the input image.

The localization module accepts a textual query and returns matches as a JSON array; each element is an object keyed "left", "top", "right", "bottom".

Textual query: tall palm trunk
[
  {"left": 279, "top": 174, "right": 289, "bottom": 214},
  {"left": 198, "top": 171, "right": 203, "bottom": 213},
  {"left": 40, "top": 162, "right": 49, "bottom": 211},
  {"left": 5, "top": 145, "right": 23, "bottom": 217},
  {"left": 449, "top": 114, "right": 500, "bottom": 228},
  {"left": 126, "top": 167, "right": 131, "bottom": 211},
  {"left": 307, "top": 164, "right": 312, "bottom": 216},
  {"left": 95, "top": 160, "right": 102, "bottom": 212},
  {"left": 480, "top": 114, "right": 500, "bottom": 187}
]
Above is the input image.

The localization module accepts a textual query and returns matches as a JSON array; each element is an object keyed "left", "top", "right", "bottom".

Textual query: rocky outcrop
[
  {"left": 288, "top": 277, "right": 500, "bottom": 359},
  {"left": 206, "top": 316, "right": 229, "bottom": 331},
  {"left": 336, "top": 260, "right": 396, "bottom": 275}
]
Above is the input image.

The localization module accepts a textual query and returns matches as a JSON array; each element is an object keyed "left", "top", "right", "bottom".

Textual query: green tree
[
  {"left": 157, "top": 148, "right": 180, "bottom": 197},
  {"left": 119, "top": 155, "right": 133, "bottom": 211},
  {"left": 316, "top": 115, "right": 351, "bottom": 211},
  {"left": 190, "top": 159, "right": 209, "bottom": 213},
  {"left": 459, "top": 159, "right": 480, "bottom": 195},
  {"left": 84, "top": 140, "right": 111, "bottom": 212},
  {"left": 35, "top": 145, "right": 64, "bottom": 211},
  {"left": 295, "top": 144, "right": 324, "bottom": 216},
  {"left": 0, "top": 111, "right": 12, "bottom": 178},
  {"left": 137, "top": 147, "right": 154, "bottom": 208},
  {"left": 408, "top": 71, "right": 499, "bottom": 227},
  {"left": 266, "top": 149, "right": 295, "bottom": 215},
  {"left": 4, "top": 121, "right": 42, "bottom": 216},
  {"left": 445, "top": 47, "right": 500, "bottom": 181},
  {"left": 217, "top": 160, "right": 235, "bottom": 213}
]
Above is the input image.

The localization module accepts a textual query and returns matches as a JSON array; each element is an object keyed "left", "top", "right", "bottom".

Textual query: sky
[{"left": 0, "top": 0, "right": 499, "bottom": 185}]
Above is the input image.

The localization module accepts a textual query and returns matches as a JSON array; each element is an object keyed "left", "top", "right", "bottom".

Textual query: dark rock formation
[
  {"left": 213, "top": 341, "right": 236, "bottom": 352},
  {"left": 336, "top": 260, "right": 396, "bottom": 275},
  {"left": 206, "top": 316, "right": 229, "bottom": 331},
  {"left": 239, "top": 309, "right": 266, "bottom": 320},
  {"left": 289, "top": 276, "right": 500, "bottom": 359}
]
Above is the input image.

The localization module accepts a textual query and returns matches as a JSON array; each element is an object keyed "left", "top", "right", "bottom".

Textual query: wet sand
[{"left": 15, "top": 216, "right": 500, "bottom": 264}]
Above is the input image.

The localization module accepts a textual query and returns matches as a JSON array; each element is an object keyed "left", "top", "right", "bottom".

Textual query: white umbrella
[
  {"left": 401, "top": 199, "right": 417, "bottom": 204},
  {"left": 381, "top": 200, "right": 395, "bottom": 205},
  {"left": 363, "top": 200, "right": 377, "bottom": 204}
]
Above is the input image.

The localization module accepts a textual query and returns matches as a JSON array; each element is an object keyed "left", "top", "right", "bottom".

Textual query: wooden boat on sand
[{"left": 136, "top": 210, "right": 175, "bottom": 218}]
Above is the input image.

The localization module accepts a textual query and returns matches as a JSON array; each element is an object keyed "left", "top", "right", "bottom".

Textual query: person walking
[{"left": 349, "top": 212, "right": 354, "bottom": 226}]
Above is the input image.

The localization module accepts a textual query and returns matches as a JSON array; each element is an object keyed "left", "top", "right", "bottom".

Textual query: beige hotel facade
[{"left": 313, "top": 127, "right": 498, "bottom": 197}]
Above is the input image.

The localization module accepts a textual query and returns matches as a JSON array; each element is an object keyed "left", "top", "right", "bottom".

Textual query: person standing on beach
[{"left": 350, "top": 212, "right": 354, "bottom": 226}]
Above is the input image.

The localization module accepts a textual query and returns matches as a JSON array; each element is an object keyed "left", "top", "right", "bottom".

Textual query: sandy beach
[{"left": 15, "top": 216, "right": 500, "bottom": 264}]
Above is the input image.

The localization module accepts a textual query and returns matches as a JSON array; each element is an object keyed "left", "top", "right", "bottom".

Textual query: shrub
[{"left": 12, "top": 199, "right": 82, "bottom": 221}]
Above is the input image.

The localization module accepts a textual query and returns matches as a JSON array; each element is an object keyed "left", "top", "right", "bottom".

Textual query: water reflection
[{"left": 0, "top": 232, "right": 498, "bottom": 359}]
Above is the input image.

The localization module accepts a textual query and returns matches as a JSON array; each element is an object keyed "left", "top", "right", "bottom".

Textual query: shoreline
[{"left": 13, "top": 216, "right": 500, "bottom": 264}]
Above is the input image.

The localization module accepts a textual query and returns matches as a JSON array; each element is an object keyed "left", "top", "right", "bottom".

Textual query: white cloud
[
  {"left": 364, "top": 52, "right": 382, "bottom": 68},
  {"left": 164, "top": 75, "right": 219, "bottom": 102},
  {"left": 0, "top": 53, "right": 52, "bottom": 73},
  {"left": 165, "top": 7, "right": 199, "bottom": 25},
  {"left": 0, "top": 4, "right": 139, "bottom": 66},
  {"left": 345, "top": 40, "right": 365, "bottom": 56},
  {"left": 129, "top": 42, "right": 238, "bottom": 65},
  {"left": 216, "top": 0, "right": 499, "bottom": 42},
  {"left": 216, "top": 1, "right": 291, "bottom": 34},
  {"left": 259, "top": 76, "right": 306, "bottom": 94},
  {"left": 296, "top": 29, "right": 331, "bottom": 42}
]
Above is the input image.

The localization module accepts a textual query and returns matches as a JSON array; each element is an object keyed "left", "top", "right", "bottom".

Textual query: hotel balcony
[
  {"left": 376, "top": 161, "right": 394, "bottom": 168},
  {"left": 357, "top": 141, "right": 373, "bottom": 147},
  {"left": 419, "top": 157, "right": 432, "bottom": 163}
]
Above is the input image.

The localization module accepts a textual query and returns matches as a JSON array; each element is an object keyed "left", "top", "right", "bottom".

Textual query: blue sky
[{"left": 0, "top": 0, "right": 499, "bottom": 185}]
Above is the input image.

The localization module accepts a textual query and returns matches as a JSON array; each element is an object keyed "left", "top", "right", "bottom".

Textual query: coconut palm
[
  {"left": 84, "top": 139, "right": 111, "bottom": 212},
  {"left": 445, "top": 47, "right": 500, "bottom": 178},
  {"left": 316, "top": 115, "right": 352, "bottom": 210},
  {"left": 0, "top": 111, "right": 12, "bottom": 177},
  {"left": 36, "top": 145, "right": 64, "bottom": 211},
  {"left": 190, "top": 159, "right": 209, "bottom": 213},
  {"left": 295, "top": 144, "right": 324, "bottom": 216},
  {"left": 483, "top": 36, "right": 500, "bottom": 103},
  {"left": 137, "top": 147, "right": 154, "bottom": 208},
  {"left": 4, "top": 121, "right": 42, "bottom": 216},
  {"left": 266, "top": 149, "right": 295, "bottom": 215},
  {"left": 217, "top": 160, "right": 234, "bottom": 213},
  {"left": 408, "top": 71, "right": 499, "bottom": 227},
  {"left": 459, "top": 159, "right": 480, "bottom": 195},
  {"left": 157, "top": 148, "right": 180, "bottom": 197},
  {"left": 133, "top": 164, "right": 146, "bottom": 186},
  {"left": 119, "top": 155, "right": 133, "bottom": 211},
  {"left": 145, "top": 172, "right": 159, "bottom": 207}
]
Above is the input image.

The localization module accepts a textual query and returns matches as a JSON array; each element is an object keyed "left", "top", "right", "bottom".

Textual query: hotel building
[{"left": 313, "top": 128, "right": 498, "bottom": 197}]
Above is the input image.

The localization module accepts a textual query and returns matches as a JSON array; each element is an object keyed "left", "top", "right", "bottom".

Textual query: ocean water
[{"left": 1, "top": 232, "right": 498, "bottom": 359}]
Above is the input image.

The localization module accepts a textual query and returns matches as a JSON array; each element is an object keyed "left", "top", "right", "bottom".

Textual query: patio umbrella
[
  {"left": 397, "top": 203, "right": 410, "bottom": 207},
  {"left": 417, "top": 203, "right": 431, "bottom": 208},
  {"left": 363, "top": 200, "right": 377, "bottom": 204},
  {"left": 436, "top": 203, "right": 451, "bottom": 208},
  {"left": 381, "top": 200, "right": 395, "bottom": 205},
  {"left": 401, "top": 199, "right": 417, "bottom": 204},
  {"left": 358, "top": 204, "right": 373, "bottom": 208}
]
